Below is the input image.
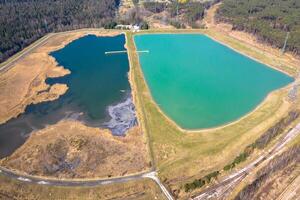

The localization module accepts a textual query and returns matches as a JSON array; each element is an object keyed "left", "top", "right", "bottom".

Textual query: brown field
[
  {"left": 1, "top": 120, "right": 150, "bottom": 179},
  {"left": 229, "top": 136, "right": 300, "bottom": 200}
]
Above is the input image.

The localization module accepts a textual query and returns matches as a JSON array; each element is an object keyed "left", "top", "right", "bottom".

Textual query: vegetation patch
[
  {"left": 0, "top": 0, "right": 119, "bottom": 63},
  {"left": 234, "top": 144, "right": 300, "bottom": 200},
  {"left": 254, "top": 110, "right": 300, "bottom": 149},
  {"left": 224, "top": 110, "right": 299, "bottom": 171},
  {"left": 143, "top": 2, "right": 167, "bottom": 14},
  {"left": 184, "top": 171, "right": 220, "bottom": 192},
  {"left": 184, "top": 110, "right": 299, "bottom": 192},
  {"left": 0, "top": 121, "right": 149, "bottom": 179},
  {"left": 216, "top": 0, "right": 300, "bottom": 55}
]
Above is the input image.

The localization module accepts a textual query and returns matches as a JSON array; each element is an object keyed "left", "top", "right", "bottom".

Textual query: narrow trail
[
  {"left": 0, "top": 34, "right": 54, "bottom": 73},
  {"left": 192, "top": 122, "right": 300, "bottom": 200}
]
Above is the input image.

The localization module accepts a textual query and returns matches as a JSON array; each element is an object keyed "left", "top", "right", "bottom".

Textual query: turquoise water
[
  {"left": 0, "top": 34, "right": 136, "bottom": 158},
  {"left": 134, "top": 34, "right": 293, "bottom": 129}
]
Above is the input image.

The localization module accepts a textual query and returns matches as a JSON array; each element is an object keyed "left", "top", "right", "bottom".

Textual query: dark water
[{"left": 0, "top": 34, "right": 137, "bottom": 158}]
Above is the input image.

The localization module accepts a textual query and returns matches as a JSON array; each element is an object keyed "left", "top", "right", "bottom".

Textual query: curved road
[
  {"left": 0, "top": 167, "right": 173, "bottom": 200},
  {"left": 0, "top": 166, "right": 151, "bottom": 187}
]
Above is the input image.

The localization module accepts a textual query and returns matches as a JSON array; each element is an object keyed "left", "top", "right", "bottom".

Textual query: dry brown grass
[
  {"left": 205, "top": 3, "right": 300, "bottom": 77},
  {"left": 0, "top": 52, "right": 69, "bottom": 124},
  {"left": 228, "top": 137, "right": 300, "bottom": 200},
  {"left": 0, "top": 174, "right": 166, "bottom": 200},
  {"left": 1, "top": 121, "right": 150, "bottom": 179}
]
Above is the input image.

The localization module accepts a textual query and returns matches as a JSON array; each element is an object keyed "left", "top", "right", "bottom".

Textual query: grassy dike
[{"left": 126, "top": 29, "right": 299, "bottom": 198}]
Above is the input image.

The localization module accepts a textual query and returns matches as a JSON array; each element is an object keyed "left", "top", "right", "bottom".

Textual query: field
[
  {"left": 0, "top": 175, "right": 166, "bottom": 200},
  {"left": 229, "top": 132, "right": 300, "bottom": 200},
  {"left": 1, "top": 121, "right": 150, "bottom": 179},
  {"left": 127, "top": 26, "right": 300, "bottom": 198}
]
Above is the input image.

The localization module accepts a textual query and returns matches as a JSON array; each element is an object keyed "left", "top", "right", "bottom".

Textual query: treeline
[
  {"left": 184, "top": 110, "right": 299, "bottom": 193},
  {"left": 143, "top": 0, "right": 221, "bottom": 28},
  {"left": 216, "top": 0, "right": 300, "bottom": 55},
  {"left": 223, "top": 110, "right": 299, "bottom": 171},
  {"left": 0, "top": 0, "right": 120, "bottom": 63},
  {"left": 184, "top": 171, "right": 220, "bottom": 192},
  {"left": 235, "top": 145, "right": 300, "bottom": 200}
]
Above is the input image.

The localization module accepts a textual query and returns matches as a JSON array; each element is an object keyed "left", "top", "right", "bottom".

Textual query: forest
[
  {"left": 0, "top": 0, "right": 119, "bottom": 63},
  {"left": 216, "top": 0, "right": 300, "bottom": 55}
]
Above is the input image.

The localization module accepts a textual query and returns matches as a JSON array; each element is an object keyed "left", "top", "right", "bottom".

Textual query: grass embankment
[
  {"left": 205, "top": 29, "right": 297, "bottom": 77},
  {"left": 184, "top": 110, "right": 300, "bottom": 193},
  {"left": 0, "top": 176, "right": 166, "bottom": 200},
  {"left": 229, "top": 130, "right": 300, "bottom": 200},
  {"left": 126, "top": 29, "right": 299, "bottom": 198}
]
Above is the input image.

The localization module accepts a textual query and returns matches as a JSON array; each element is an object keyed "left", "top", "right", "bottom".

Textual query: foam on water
[{"left": 104, "top": 97, "right": 138, "bottom": 135}]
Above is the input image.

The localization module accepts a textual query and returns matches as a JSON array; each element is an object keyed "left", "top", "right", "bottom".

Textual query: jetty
[{"left": 105, "top": 50, "right": 149, "bottom": 54}]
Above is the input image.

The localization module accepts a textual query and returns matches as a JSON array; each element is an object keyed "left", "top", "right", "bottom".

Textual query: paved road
[
  {"left": 0, "top": 166, "right": 175, "bottom": 200},
  {"left": 143, "top": 171, "right": 174, "bottom": 200},
  {"left": 0, "top": 34, "right": 54, "bottom": 73},
  {"left": 0, "top": 167, "right": 174, "bottom": 200},
  {"left": 0, "top": 166, "right": 155, "bottom": 187},
  {"left": 193, "top": 122, "right": 300, "bottom": 200}
]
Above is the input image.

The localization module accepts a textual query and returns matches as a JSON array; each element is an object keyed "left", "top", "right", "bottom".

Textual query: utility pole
[
  {"left": 288, "top": 71, "right": 300, "bottom": 102},
  {"left": 44, "top": 19, "right": 48, "bottom": 33},
  {"left": 281, "top": 32, "right": 290, "bottom": 55},
  {"left": 176, "top": 0, "right": 179, "bottom": 22}
]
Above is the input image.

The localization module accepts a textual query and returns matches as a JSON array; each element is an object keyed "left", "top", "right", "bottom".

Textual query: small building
[
  {"left": 115, "top": 24, "right": 140, "bottom": 32},
  {"left": 132, "top": 24, "right": 140, "bottom": 32},
  {"left": 115, "top": 24, "right": 132, "bottom": 30}
]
